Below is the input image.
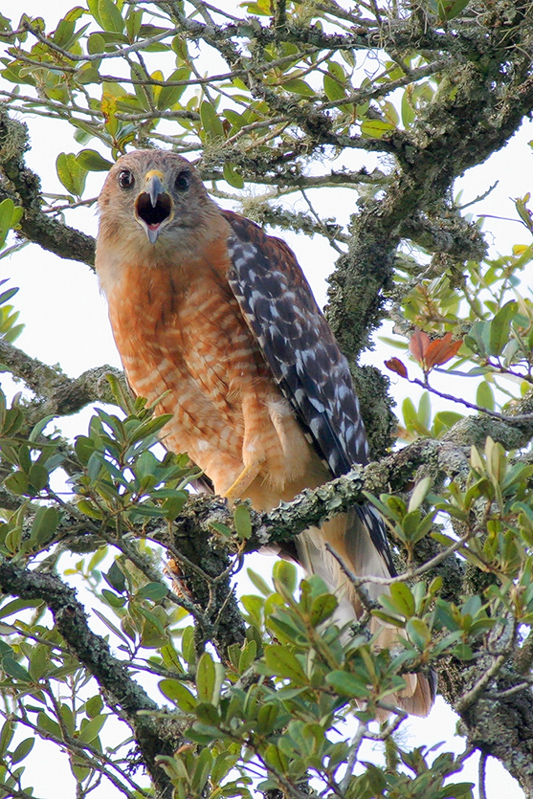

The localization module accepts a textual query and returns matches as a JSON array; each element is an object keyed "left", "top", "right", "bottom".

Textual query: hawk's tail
[{"left": 296, "top": 508, "right": 436, "bottom": 718}]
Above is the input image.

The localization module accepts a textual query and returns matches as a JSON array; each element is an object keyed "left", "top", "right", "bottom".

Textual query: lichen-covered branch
[
  {"left": 0, "top": 107, "right": 95, "bottom": 265},
  {"left": 0, "top": 337, "right": 123, "bottom": 424},
  {"left": 0, "top": 561, "right": 180, "bottom": 799}
]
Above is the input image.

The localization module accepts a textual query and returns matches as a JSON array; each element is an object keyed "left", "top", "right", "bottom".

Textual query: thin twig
[
  {"left": 328, "top": 528, "right": 474, "bottom": 589},
  {"left": 409, "top": 376, "right": 533, "bottom": 423},
  {"left": 339, "top": 718, "right": 369, "bottom": 793},
  {"left": 456, "top": 653, "right": 508, "bottom": 714},
  {"left": 484, "top": 681, "right": 531, "bottom": 699},
  {"left": 479, "top": 751, "right": 488, "bottom": 799},
  {"left": 324, "top": 542, "right": 379, "bottom": 613}
]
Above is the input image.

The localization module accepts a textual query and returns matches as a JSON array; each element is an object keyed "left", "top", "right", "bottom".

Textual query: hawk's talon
[{"left": 223, "top": 461, "right": 263, "bottom": 502}]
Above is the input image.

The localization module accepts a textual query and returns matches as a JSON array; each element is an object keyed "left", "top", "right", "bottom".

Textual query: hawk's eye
[
  {"left": 175, "top": 170, "right": 191, "bottom": 192},
  {"left": 118, "top": 169, "right": 134, "bottom": 189}
]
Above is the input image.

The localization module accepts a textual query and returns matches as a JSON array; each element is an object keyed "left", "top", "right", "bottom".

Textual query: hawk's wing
[
  {"left": 224, "top": 211, "right": 395, "bottom": 575},
  {"left": 224, "top": 211, "right": 368, "bottom": 477}
]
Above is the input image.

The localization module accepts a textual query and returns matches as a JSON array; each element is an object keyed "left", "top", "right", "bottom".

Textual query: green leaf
[
  {"left": 0, "top": 598, "right": 43, "bottom": 621},
  {"left": 87, "top": 31, "right": 106, "bottom": 54},
  {"left": 402, "top": 397, "right": 417, "bottom": 429},
  {"left": 31, "top": 505, "right": 59, "bottom": 546},
  {"left": 2, "top": 657, "right": 31, "bottom": 682},
  {"left": 388, "top": 583, "right": 416, "bottom": 617},
  {"left": 325, "top": 670, "right": 369, "bottom": 697},
  {"left": 4, "top": 471, "right": 29, "bottom": 496},
  {"left": 52, "top": 18, "right": 77, "bottom": 47},
  {"left": 406, "top": 618, "right": 431, "bottom": 649},
  {"left": 156, "top": 67, "right": 189, "bottom": 110},
  {"left": 105, "top": 561, "right": 126, "bottom": 593},
  {"left": 439, "top": 783, "right": 475, "bottom": 799},
  {"left": 37, "top": 711, "right": 61, "bottom": 738},
  {"left": 361, "top": 118, "right": 395, "bottom": 138},
  {"left": 309, "top": 593, "right": 337, "bottom": 626},
  {"left": 0, "top": 199, "right": 23, "bottom": 246},
  {"left": 78, "top": 714, "right": 107, "bottom": 743},
  {"left": 28, "top": 414, "right": 55, "bottom": 442},
  {"left": 264, "top": 646, "right": 307, "bottom": 682},
  {"left": 28, "top": 463, "right": 49, "bottom": 492},
  {"left": 101, "top": 588, "right": 126, "bottom": 608},
  {"left": 97, "top": 0, "right": 124, "bottom": 33},
  {"left": 0, "top": 286, "right": 18, "bottom": 305},
  {"left": 125, "top": 413, "right": 173, "bottom": 444},
  {"left": 125, "top": 8, "right": 143, "bottom": 40},
  {"left": 437, "top": 0, "right": 470, "bottom": 20},
  {"left": 196, "top": 651, "right": 216, "bottom": 703},
  {"left": 433, "top": 410, "right": 463, "bottom": 437},
  {"left": 210, "top": 752, "right": 239, "bottom": 786},
  {"left": 488, "top": 300, "right": 517, "bottom": 356},
  {"left": 223, "top": 162, "right": 244, "bottom": 189},
  {"left": 283, "top": 78, "right": 315, "bottom": 96},
  {"left": 195, "top": 704, "right": 220, "bottom": 729},
  {"left": 264, "top": 743, "right": 288, "bottom": 772},
  {"left": 0, "top": 720, "right": 14, "bottom": 757},
  {"left": 323, "top": 65, "right": 346, "bottom": 102},
  {"left": 200, "top": 101, "right": 224, "bottom": 140},
  {"left": 56, "top": 152, "right": 87, "bottom": 197},
  {"left": 162, "top": 492, "right": 188, "bottom": 521},
  {"left": 401, "top": 89, "right": 416, "bottom": 127},
  {"left": 408, "top": 476, "right": 431, "bottom": 513},
  {"left": 476, "top": 381, "right": 495, "bottom": 411},
  {"left": 256, "top": 703, "right": 279, "bottom": 734},
  {"left": 181, "top": 626, "right": 196, "bottom": 666},
  {"left": 191, "top": 747, "right": 213, "bottom": 795},
  {"left": 10, "top": 737, "right": 34, "bottom": 764},
  {"left": 272, "top": 560, "right": 297, "bottom": 594},
  {"left": 76, "top": 148, "right": 113, "bottom": 172},
  {"left": 2, "top": 324, "right": 24, "bottom": 344},
  {"left": 238, "top": 639, "right": 257, "bottom": 673},
  {"left": 78, "top": 66, "right": 102, "bottom": 86},
  {"left": 246, "top": 568, "right": 271, "bottom": 596},
  {"left": 85, "top": 695, "right": 104, "bottom": 718},
  {"left": 453, "top": 643, "right": 475, "bottom": 660},
  {"left": 137, "top": 582, "right": 169, "bottom": 601},
  {"left": 233, "top": 504, "right": 252, "bottom": 539},
  {"left": 92, "top": 608, "right": 130, "bottom": 644},
  {"left": 415, "top": 393, "right": 430, "bottom": 431},
  {"left": 159, "top": 679, "right": 197, "bottom": 711}
]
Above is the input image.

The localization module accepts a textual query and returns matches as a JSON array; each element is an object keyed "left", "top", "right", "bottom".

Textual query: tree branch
[
  {"left": 0, "top": 337, "right": 123, "bottom": 424},
  {"left": 0, "top": 561, "right": 181, "bottom": 799},
  {"left": 0, "top": 107, "right": 95, "bottom": 265}
]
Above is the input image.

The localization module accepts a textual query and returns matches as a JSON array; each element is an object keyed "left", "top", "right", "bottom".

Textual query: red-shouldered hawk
[{"left": 95, "top": 150, "right": 435, "bottom": 716}]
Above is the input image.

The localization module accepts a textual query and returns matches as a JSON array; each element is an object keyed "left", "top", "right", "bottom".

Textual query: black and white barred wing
[{"left": 224, "top": 210, "right": 368, "bottom": 477}]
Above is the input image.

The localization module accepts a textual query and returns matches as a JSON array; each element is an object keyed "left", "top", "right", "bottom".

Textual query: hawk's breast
[{"left": 101, "top": 250, "right": 323, "bottom": 502}]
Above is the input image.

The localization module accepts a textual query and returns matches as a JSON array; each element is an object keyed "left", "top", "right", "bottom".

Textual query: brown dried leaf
[
  {"left": 409, "top": 330, "right": 430, "bottom": 365},
  {"left": 384, "top": 357, "right": 409, "bottom": 378}
]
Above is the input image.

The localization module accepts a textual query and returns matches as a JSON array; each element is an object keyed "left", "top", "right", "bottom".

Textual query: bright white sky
[{"left": 1, "top": 1, "right": 532, "bottom": 797}]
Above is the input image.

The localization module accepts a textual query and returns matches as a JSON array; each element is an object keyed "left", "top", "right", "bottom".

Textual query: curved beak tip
[{"left": 148, "top": 176, "right": 164, "bottom": 207}]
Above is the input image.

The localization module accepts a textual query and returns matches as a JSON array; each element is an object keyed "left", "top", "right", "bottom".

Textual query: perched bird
[{"left": 95, "top": 149, "right": 435, "bottom": 716}]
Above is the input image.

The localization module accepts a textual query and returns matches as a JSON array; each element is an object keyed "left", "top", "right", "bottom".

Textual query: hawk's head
[{"left": 97, "top": 150, "right": 220, "bottom": 257}]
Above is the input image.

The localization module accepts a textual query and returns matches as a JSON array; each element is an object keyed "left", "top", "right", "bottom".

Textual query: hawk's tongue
[{"left": 147, "top": 224, "right": 161, "bottom": 244}]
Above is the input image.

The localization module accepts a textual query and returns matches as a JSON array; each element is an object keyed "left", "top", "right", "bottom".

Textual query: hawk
[{"left": 96, "top": 149, "right": 435, "bottom": 716}]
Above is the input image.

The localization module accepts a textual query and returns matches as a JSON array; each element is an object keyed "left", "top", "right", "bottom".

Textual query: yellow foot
[{"left": 224, "top": 461, "right": 263, "bottom": 502}]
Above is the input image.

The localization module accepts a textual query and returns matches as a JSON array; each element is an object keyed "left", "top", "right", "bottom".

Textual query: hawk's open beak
[{"left": 135, "top": 170, "right": 173, "bottom": 244}]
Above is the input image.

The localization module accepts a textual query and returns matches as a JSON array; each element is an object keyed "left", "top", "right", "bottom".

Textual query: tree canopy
[{"left": 1, "top": 1, "right": 533, "bottom": 798}]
